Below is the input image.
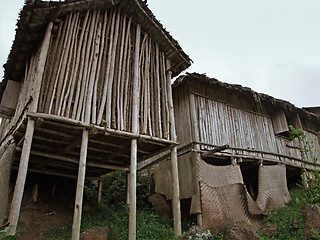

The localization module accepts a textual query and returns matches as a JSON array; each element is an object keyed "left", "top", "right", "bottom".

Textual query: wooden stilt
[
  {"left": 189, "top": 92, "right": 203, "bottom": 226},
  {"left": 8, "top": 118, "right": 35, "bottom": 235},
  {"left": 98, "top": 179, "right": 102, "bottom": 205},
  {"left": 170, "top": 146, "right": 182, "bottom": 236},
  {"left": 166, "top": 60, "right": 182, "bottom": 237},
  {"left": 126, "top": 171, "right": 130, "bottom": 205},
  {"left": 197, "top": 214, "right": 203, "bottom": 227},
  {"left": 129, "top": 139, "right": 137, "bottom": 240},
  {"left": 128, "top": 23, "right": 141, "bottom": 240},
  {"left": 72, "top": 129, "right": 89, "bottom": 240}
]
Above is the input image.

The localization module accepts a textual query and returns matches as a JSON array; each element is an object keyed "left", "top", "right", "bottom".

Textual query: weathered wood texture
[
  {"left": 35, "top": 8, "right": 171, "bottom": 139},
  {"left": 194, "top": 95, "right": 320, "bottom": 164},
  {"left": 172, "top": 83, "right": 192, "bottom": 146},
  {"left": 0, "top": 40, "right": 45, "bottom": 141},
  {"left": 0, "top": 138, "right": 15, "bottom": 224}
]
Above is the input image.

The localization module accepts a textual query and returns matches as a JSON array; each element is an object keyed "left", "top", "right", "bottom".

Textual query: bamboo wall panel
[
  {"left": 275, "top": 137, "right": 300, "bottom": 160},
  {"left": 38, "top": 8, "right": 171, "bottom": 139},
  {"left": 195, "top": 96, "right": 278, "bottom": 154},
  {"left": 194, "top": 95, "right": 320, "bottom": 164},
  {"left": 191, "top": 81, "right": 258, "bottom": 113},
  {"left": 302, "top": 131, "right": 320, "bottom": 164},
  {"left": 275, "top": 130, "right": 320, "bottom": 164},
  {"left": 173, "top": 84, "right": 192, "bottom": 146}
]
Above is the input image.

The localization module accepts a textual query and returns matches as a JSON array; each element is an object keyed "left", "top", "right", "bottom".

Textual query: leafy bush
[
  {"left": 305, "top": 170, "right": 320, "bottom": 205},
  {"left": 98, "top": 171, "right": 149, "bottom": 208}
]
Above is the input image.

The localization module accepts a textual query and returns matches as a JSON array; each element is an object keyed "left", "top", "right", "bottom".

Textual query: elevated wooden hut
[
  {"left": 151, "top": 73, "right": 320, "bottom": 231},
  {"left": 0, "top": 0, "right": 191, "bottom": 238}
]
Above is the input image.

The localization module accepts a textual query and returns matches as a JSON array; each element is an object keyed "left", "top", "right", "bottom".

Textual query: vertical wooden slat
[
  {"left": 77, "top": 11, "right": 98, "bottom": 121},
  {"left": 66, "top": 10, "right": 90, "bottom": 118},
  {"left": 120, "top": 18, "right": 132, "bottom": 130},
  {"left": 92, "top": 11, "right": 108, "bottom": 124},
  {"left": 85, "top": 12, "right": 102, "bottom": 124},
  {"left": 123, "top": 19, "right": 132, "bottom": 131},
  {"left": 105, "top": 9, "right": 121, "bottom": 128},
  {"left": 116, "top": 13, "right": 127, "bottom": 129},
  {"left": 72, "top": 11, "right": 92, "bottom": 119},
  {"left": 97, "top": 9, "right": 116, "bottom": 125},
  {"left": 61, "top": 12, "right": 81, "bottom": 116},
  {"left": 54, "top": 14, "right": 74, "bottom": 115},
  {"left": 56, "top": 12, "right": 79, "bottom": 116}
]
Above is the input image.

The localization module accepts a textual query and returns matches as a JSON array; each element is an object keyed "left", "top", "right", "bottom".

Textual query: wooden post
[
  {"left": 128, "top": 23, "right": 141, "bottom": 240},
  {"left": 126, "top": 172, "right": 130, "bottom": 205},
  {"left": 8, "top": 22, "right": 53, "bottom": 235},
  {"left": 98, "top": 179, "right": 102, "bottom": 205},
  {"left": 8, "top": 118, "right": 35, "bottom": 234},
  {"left": 166, "top": 60, "right": 182, "bottom": 237},
  {"left": 72, "top": 129, "right": 89, "bottom": 240},
  {"left": 189, "top": 92, "right": 203, "bottom": 226}
]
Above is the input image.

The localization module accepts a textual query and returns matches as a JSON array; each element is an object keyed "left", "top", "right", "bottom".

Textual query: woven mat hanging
[
  {"left": 255, "top": 164, "right": 291, "bottom": 211},
  {"left": 200, "top": 181, "right": 263, "bottom": 232}
]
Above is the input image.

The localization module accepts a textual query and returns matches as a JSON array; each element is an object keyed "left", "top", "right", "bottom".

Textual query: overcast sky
[{"left": 1, "top": 0, "right": 319, "bottom": 108}]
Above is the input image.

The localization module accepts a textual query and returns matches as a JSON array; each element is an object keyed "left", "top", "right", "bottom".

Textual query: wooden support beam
[
  {"left": 128, "top": 23, "right": 141, "bottom": 240},
  {"left": 58, "top": 128, "right": 99, "bottom": 155},
  {"left": 89, "top": 139, "right": 124, "bottom": 149},
  {"left": 241, "top": 159, "right": 263, "bottom": 171},
  {"left": 27, "top": 112, "right": 178, "bottom": 146},
  {"left": 8, "top": 118, "right": 35, "bottom": 234},
  {"left": 11, "top": 166, "right": 78, "bottom": 180},
  {"left": 72, "top": 129, "right": 88, "bottom": 240},
  {"left": 166, "top": 60, "right": 182, "bottom": 237},
  {"left": 201, "top": 144, "right": 230, "bottom": 158},
  {"left": 137, "top": 145, "right": 172, "bottom": 171},
  {"left": 33, "top": 135, "right": 70, "bottom": 145},
  {"left": 15, "top": 147, "right": 129, "bottom": 171}
]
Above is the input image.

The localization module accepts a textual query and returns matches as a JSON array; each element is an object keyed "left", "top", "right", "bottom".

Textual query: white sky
[{"left": 1, "top": 0, "right": 319, "bottom": 108}]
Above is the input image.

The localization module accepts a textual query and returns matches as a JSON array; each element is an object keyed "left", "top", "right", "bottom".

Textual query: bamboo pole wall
[
  {"left": 195, "top": 95, "right": 278, "bottom": 155},
  {"left": 38, "top": 8, "right": 171, "bottom": 139},
  {"left": 194, "top": 95, "right": 319, "bottom": 163}
]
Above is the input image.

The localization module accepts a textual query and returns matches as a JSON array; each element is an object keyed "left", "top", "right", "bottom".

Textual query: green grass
[
  {"left": 258, "top": 188, "right": 309, "bottom": 240},
  {"left": 42, "top": 202, "right": 187, "bottom": 240},
  {"left": 41, "top": 169, "right": 320, "bottom": 240}
]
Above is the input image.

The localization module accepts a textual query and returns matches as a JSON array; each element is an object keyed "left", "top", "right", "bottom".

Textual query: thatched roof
[
  {"left": 174, "top": 73, "right": 320, "bottom": 129},
  {"left": 2, "top": 0, "right": 191, "bottom": 84}
]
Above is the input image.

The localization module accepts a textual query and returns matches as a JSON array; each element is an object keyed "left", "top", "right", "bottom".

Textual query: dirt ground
[{"left": 8, "top": 174, "right": 77, "bottom": 240}]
